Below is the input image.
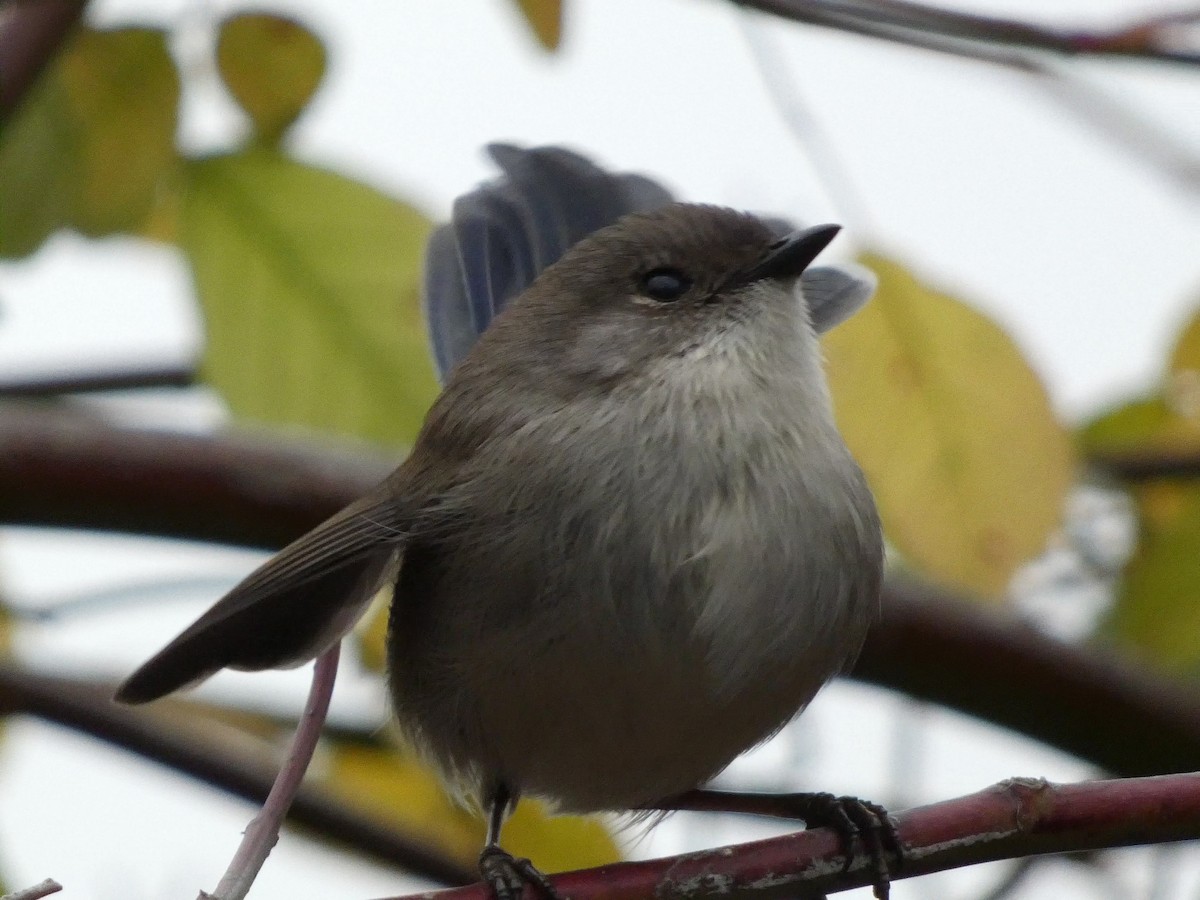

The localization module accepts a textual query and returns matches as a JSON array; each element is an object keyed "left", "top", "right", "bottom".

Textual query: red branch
[
  {"left": 388, "top": 773, "right": 1200, "bottom": 900},
  {"left": 0, "top": 401, "right": 396, "bottom": 550}
]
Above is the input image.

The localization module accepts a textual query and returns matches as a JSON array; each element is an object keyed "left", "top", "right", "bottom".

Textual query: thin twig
[
  {"left": 0, "top": 664, "right": 475, "bottom": 886},
  {"left": 736, "top": 2, "right": 1200, "bottom": 196},
  {"left": 207, "top": 646, "right": 341, "bottom": 900},
  {"left": 732, "top": 0, "right": 1200, "bottom": 67},
  {"left": 1024, "top": 67, "right": 1200, "bottom": 194},
  {"left": 0, "top": 365, "right": 196, "bottom": 396},
  {"left": 736, "top": 13, "right": 879, "bottom": 237}
]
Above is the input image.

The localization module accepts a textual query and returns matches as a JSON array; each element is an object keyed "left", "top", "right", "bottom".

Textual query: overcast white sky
[{"left": 1, "top": 1, "right": 1199, "bottom": 898}]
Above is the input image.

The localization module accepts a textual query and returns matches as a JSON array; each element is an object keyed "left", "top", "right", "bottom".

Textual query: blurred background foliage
[{"left": 1, "top": 0, "right": 1200, "bottom": 894}]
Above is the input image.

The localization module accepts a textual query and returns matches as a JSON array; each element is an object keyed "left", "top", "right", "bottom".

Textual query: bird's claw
[
  {"left": 479, "top": 845, "right": 561, "bottom": 900},
  {"left": 791, "top": 792, "right": 904, "bottom": 899}
]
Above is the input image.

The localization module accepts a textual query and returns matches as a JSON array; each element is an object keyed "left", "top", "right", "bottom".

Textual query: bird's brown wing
[{"left": 115, "top": 490, "right": 408, "bottom": 704}]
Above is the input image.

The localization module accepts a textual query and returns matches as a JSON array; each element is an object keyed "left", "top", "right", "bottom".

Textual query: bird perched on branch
[{"left": 118, "top": 144, "right": 895, "bottom": 899}]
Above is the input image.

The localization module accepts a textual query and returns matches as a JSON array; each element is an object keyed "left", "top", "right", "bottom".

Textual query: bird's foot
[
  {"left": 787, "top": 792, "right": 903, "bottom": 899},
  {"left": 478, "top": 846, "right": 561, "bottom": 900}
]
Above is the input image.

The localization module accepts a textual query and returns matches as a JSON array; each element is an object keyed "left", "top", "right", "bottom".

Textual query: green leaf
[
  {"left": 1079, "top": 393, "right": 1200, "bottom": 456},
  {"left": 823, "top": 253, "right": 1075, "bottom": 596},
  {"left": 1106, "top": 487, "right": 1200, "bottom": 672},
  {"left": 217, "top": 13, "right": 326, "bottom": 144},
  {"left": 0, "top": 26, "right": 179, "bottom": 256},
  {"left": 182, "top": 148, "right": 439, "bottom": 445},
  {"left": 0, "top": 72, "right": 76, "bottom": 256},
  {"left": 507, "top": 0, "right": 563, "bottom": 50}
]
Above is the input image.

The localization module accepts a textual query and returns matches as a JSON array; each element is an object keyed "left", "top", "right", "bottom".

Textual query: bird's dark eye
[{"left": 639, "top": 268, "right": 691, "bottom": 302}]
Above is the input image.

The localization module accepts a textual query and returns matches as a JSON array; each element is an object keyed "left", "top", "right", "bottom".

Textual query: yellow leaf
[
  {"left": 507, "top": 0, "right": 563, "bottom": 50},
  {"left": 356, "top": 591, "right": 391, "bottom": 674},
  {"left": 823, "top": 253, "right": 1075, "bottom": 596},
  {"left": 60, "top": 28, "right": 180, "bottom": 236},
  {"left": 323, "top": 742, "right": 483, "bottom": 862},
  {"left": 0, "top": 26, "right": 179, "bottom": 256},
  {"left": 321, "top": 741, "right": 621, "bottom": 872},
  {"left": 502, "top": 798, "right": 620, "bottom": 873},
  {"left": 182, "top": 148, "right": 440, "bottom": 446},
  {"left": 217, "top": 13, "right": 326, "bottom": 144}
]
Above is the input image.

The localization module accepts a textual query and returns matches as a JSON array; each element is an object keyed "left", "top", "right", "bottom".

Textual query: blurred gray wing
[
  {"left": 116, "top": 492, "right": 407, "bottom": 704},
  {"left": 802, "top": 264, "right": 877, "bottom": 334},
  {"left": 423, "top": 144, "right": 675, "bottom": 380}
]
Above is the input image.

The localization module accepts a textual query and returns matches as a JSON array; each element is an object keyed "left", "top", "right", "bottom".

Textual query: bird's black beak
[{"left": 747, "top": 224, "right": 841, "bottom": 282}]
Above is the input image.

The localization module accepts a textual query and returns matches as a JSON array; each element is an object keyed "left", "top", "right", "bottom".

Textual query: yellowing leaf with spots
[
  {"left": 322, "top": 742, "right": 621, "bottom": 872},
  {"left": 182, "top": 148, "right": 439, "bottom": 445},
  {"left": 823, "top": 253, "right": 1074, "bottom": 596}
]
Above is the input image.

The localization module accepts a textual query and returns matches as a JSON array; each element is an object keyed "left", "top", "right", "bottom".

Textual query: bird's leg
[
  {"left": 477, "top": 784, "right": 561, "bottom": 900},
  {"left": 652, "top": 789, "right": 904, "bottom": 900}
]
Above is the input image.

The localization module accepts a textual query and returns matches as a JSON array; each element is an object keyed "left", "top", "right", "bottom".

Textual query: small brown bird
[{"left": 118, "top": 145, "right": 891, "bottom": 899}]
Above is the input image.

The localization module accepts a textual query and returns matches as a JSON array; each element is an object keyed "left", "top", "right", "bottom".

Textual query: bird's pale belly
[
  {"left": 389, "top": 562, "right": 844, "bottom": 813},
  {"left": 463, "top": 629, "right": 827, "bottom": 812}
]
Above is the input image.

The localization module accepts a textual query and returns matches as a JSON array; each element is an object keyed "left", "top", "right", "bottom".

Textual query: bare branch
[
  {"left": 0, "top": 365, "right": 196, "bottom": 397},
  {"left": 0, "top": 400, "right": 395, "bottom": 550},
  {"left": 209, "top": 647, "right": 341, "bottom": 900}
]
